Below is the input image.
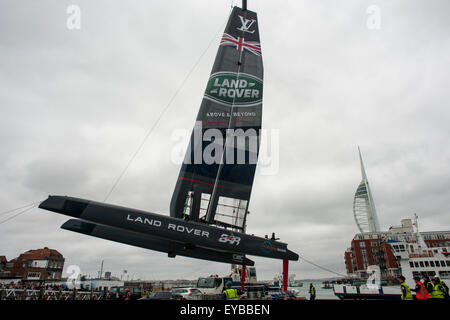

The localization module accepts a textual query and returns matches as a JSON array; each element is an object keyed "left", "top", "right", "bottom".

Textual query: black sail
[{"left": 170, "top": 6, "right": 263, "bottom": 230}]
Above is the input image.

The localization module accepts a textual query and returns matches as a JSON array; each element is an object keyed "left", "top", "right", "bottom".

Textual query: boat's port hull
[
  {"left": 333, "top": 284, "right": 407, "bottom": 300},
  {"left": 39, "top": 195, "right": 299, "bottom": 261}
]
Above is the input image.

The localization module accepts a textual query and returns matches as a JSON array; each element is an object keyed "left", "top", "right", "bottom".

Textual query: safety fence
[{"left": 0, "top": 288, "right": 103, "bottom": 300}]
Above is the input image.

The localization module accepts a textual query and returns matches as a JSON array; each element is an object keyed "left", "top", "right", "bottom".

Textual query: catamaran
[{"left": 39, "top": 1, "right": 298, "bottom": 274}]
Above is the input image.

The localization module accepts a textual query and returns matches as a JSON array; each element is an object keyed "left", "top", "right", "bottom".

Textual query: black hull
[
  {"left": 39, "top": 195, "right": 299, "bottom": 261},
  {"left": 334, "top": 293, "right": 402, "bottom": 300},
  {"left": 62, "top": 219, "right": 254, "bottom": 265}
]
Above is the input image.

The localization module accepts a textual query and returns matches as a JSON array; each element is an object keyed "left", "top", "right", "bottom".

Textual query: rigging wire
[
  {"left": 103, "top": 6, "right": 234, "bottom": 203},
  {"left": 0, "top": 205, "right": 37, "bottom": 226},
  {"left": 0, "top": 201, "right": 39, "bottom": 216},
  {"left": 298, "top": 255, "right": 347, "bottom": 278}
]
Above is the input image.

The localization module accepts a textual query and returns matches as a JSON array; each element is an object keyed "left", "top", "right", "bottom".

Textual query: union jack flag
[{"left": 220, "top": 33, "right": 262, "bottom": 56}]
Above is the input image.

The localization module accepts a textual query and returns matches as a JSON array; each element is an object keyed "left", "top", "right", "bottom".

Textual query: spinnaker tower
[{"left": 353, "top": 147, "right": 381, "bottom": 233}]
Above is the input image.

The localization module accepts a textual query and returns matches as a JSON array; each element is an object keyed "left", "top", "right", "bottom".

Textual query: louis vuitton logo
[{"left": 237, "top": 15, "right": 256, "bottom": 34}]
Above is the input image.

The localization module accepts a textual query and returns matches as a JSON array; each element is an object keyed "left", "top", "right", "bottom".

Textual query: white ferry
[{"left": 334, "top": 219, "right": 449, "bottom": 300}]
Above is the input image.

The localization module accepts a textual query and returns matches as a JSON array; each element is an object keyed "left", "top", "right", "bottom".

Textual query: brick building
[
  {"left": 2, "top": 247, "right": 65, "bottom": 281},
  {"left": 344, "top": 219, "right": 450, "bottom": 279}
]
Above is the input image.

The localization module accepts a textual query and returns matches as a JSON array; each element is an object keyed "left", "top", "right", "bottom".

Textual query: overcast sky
[{"left": 1, "top": 0, "right": 449, "bottom": 281}]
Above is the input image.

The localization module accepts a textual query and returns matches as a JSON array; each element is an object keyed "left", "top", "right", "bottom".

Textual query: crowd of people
[
  {"left": 1, "top": 282, "right": 64, "bottom": 291},
  {"left": 398, "top": 275, "right": 449, "bottom": 300}
]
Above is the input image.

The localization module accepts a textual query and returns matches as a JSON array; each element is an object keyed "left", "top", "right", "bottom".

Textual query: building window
[
  {"left": 419, "top": 261, "right": 424, "bottom": 268},
  {"left": 360, "top": 242, "right": 366, "bottom": 247},
  {"left": 425, "top": 261, "right": 429, "bottom": 267},
  {"left": 410, "top": 262, "right": 414, "bottom": 268},
  {"left": 422, "top": 271, "right": 436, "bottom": 277},
  {"left": 435, "top": 261, "right": 440, "bottom": 267},
  {"left": 414, "top": 262, "right": 419, "bottom": 268},
  {"left": 446, "top": 261, "right": 450, "bottom": 267},
  {"left": 430, "top": 261, "right": 435, "bottom": 267}
]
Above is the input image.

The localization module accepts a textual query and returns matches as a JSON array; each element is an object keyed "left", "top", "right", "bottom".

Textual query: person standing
[
  {"left": 309, "top": 283, "right": 316, "bottom": 301},
  {"left": 430, "top": 278, "right": 445, "bottom": 299},
  {"left": 222, "top": 281, "right": 239, "bottom": 300},
  {"left": 411, "top": 276, "right": 430, "bottom": 300},
  {"left": 434, "top": 276, "right": 449, "bottom": 299},
  {"left": 124, "top": 288, "right": 131, "bottom": 301},
  {"left": 398, "top": 276, "right": 413, "bottom": 301},
  {"left": 423, "top": 275, "right": 433, "bottom": 294}
]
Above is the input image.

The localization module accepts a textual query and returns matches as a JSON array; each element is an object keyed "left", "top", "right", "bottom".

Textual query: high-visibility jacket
[
  {"left": 430, "top": 284, "right": 445, "bottom": 299},
  {"left": 309, "top": 286, "right": 316, "bottom": 296},
  {"left": 400, "top": 282, "right": 413, "bottom": 301},
  {"left": 415, "top": 281, "right": 430, "bottom": 300},
  {"left": 224, "top": 288, "right": 238, "bottom": 300}
]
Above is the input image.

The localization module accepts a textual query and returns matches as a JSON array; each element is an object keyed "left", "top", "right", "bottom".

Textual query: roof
[{"left": 16, "top": 247, "right": 63, "bottom": 261}]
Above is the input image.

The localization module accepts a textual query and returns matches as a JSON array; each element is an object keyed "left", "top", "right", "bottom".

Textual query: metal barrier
[{"left": 0, "top": 288, "right": 103, "bottom": 300}]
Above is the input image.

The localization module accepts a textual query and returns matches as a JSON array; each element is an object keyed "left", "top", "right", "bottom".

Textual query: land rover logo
[{"left": 204, "top": 72, "right": 263, "bottom": 107}]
